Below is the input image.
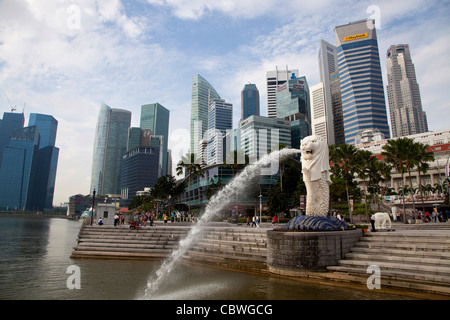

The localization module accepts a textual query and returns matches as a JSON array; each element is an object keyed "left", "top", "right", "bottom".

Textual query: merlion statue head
[{"left": 300, "top": 135, "right": 331, "bottom": 183}]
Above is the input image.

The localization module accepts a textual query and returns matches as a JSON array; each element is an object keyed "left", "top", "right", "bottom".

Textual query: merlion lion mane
[{"left": 301, "top": 135, "right": 331, "bottom": 218}]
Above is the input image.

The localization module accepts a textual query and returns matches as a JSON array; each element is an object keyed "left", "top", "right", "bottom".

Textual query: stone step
[
  {"left": 190, "top": 244, "right": 267, "bottom": 259},
  {"left": 73, "top": 245, "right": 172, "bottom": 255},
  {"left": 344, "top": 252, "right": 450, "bottom": 267},
  {"left": 336, "top": 259, "right": 450, "bottom": 276},
  {"left": 70, "top": 250, "right": 169, "bottom": 259},
  {"left": 184, "top": 250, "right": 268, "bottom": 273},
  {"left": 326, "top": 265, "right": 450, "bottom": 285},
  {"left": 198, "top": 238, "right": 267, "bottom": 249},
  {"left": 350, "top": 246, "right": 450, "bottom": 260},
  {"left": 315, "top": 269, "right": 450, "bottom": 296},
  {"left": 354, "top": 240, "right": 449, "bottom": 252},
  {"left": 75, "top": 241, "right": 178, "bottom": 250}
]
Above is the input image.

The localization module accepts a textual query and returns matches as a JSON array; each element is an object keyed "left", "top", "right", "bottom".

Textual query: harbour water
[{"left": 0, "top": 215, "right": 429, "bottom": 300}]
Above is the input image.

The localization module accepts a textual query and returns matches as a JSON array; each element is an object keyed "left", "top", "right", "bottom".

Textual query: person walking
[{"left": 252, "top": 216, "right": 256, "bottom": 228}]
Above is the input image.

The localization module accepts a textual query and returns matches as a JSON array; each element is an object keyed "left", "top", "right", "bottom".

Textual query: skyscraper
[
  {"left": 0, "top": 112, "right": 24, "bottom": 169},
  {"left": 386, "top": 44, "right": 428, "bottom": 137},
  {"left": 241, "top": 83, "right": 260, "bottom": 120},
  {"left": 190, "top": 74, "right": 221, "bottom": 155},
  {"left": 315, "top": 39, "right": 338, "bottom": 145},
  {"left": 0, "top": 125, "right": 40, "bottom": 210},
  {"left": 335, "top": 19, "right": 390, "bottom": 144},
  {"left": 207, "top": 98, "right": 232, "bottom": 164},
  {"left": 0, "top": 112, "right": 59, "bottom": 211},
  {"left": 140, "top": 103, "right": 170, "bottom": 176},
  {"left": 330, "top": 71, "right": 345, "bottom": 145},
  {"left": 28, "top": 113, "right": 59, "bottom": 210},
  {"left": 266, "top": 66, "right": 299, "bottom": 118},
  {"left": 276, "top": 75, "right": 311, "bottom": 149},
  {"left": 90, "top": 103, "right": 131, "bottom": 195}
]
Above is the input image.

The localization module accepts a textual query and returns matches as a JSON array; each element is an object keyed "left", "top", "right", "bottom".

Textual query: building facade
[
  {"left": 0, "top": 112, "right": 25, "bottom": 169},
  {"left": 241, "top": 83, "right": 260, "bottom": 120},
  {"left": 140, "top": 103, "right": 170, "bottom": 176},
  {"left": 239, "top": 115, "right": 291, "bottom": 161},
  {"left": 317, "top": 39, "right": 338, "bottom": 145},
  {"left": 276, "top": 76, "right": 311, "bottom": 149},
  {"left": 266, "top": 66, "right": 299, "bottom": 118},
  {"left": 335, "top": 19, "right": 390, "bottom": 144},
  {"left": 207, "top": 98, "right": 233, "bottom": 165},
  {"left": 330, "top": 71, "right": 345, "bottom": 145},
  {"left": 90, "top": 103, "right": 131, "bottom": 195},
  {"left": 386, "top": 44, "right": 428, "bottom": 138},
  {"left": 190, "top": 74, "right": 221, "bottom": 155}
]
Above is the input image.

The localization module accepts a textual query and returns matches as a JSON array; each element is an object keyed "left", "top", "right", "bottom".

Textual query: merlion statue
[{"left": 301, "top": 135, "right": 331, "bottom": 218}]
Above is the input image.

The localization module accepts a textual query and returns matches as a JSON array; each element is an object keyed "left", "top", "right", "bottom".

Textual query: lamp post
[
  {"left": 91, "top": 189, "right": 96, "bottom": 226},
  {"left": 259, "top": 193, "right": 263, "bottom": 224}
]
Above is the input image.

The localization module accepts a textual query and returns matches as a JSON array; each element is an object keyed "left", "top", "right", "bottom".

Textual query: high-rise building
[
  {"left": 0, "top": 126, "right": 40, "bottom": 210},
  {"left": 316, "top": 39, "right": 338, "bottom": 145},
  {"left": 190, "top": 74, "right": 221, "bottom": 155},
  {"left": 90, "top": 103, "right": 131, "bottom": 195},
  {"left": 28, "top": 113, "right": 59, "bottom": 210},
  {"left": 239, "top": 115, "right": 291, "bottom": 160},
  {"left": 207, "top": 98, "right": 232, "bottom": 165},
  {"left": 140, "top": 103, "right": 170, "bottom": 176},
  {"left": 266, "top": 66, "right": 299, "bottom": 118},
  {"left": 0, "top": 112, "right": 60, "bottom": 211},
  {"left": 335, "top": 19, "right": 390, "bottom": 144},
  {"left": 241, "top": 83, "right": 260, "bottom": 120},
  {"left": 310, "top": 83, "right": 328, "bottom": 140},
  {"left": 386, "top": 44, "right": 428, "bottom": 137},
  {"left": 330, "top": 71, "right": 345, "bottom": 145},
  {"left": 0, "top": 112, "right": 24, "bottom": 169},
  {"left": 120, "top": 145, "right": 161, "bottom": 203},
  {"left": 276, "top": 76, "right": 311, "bottom": 149}
]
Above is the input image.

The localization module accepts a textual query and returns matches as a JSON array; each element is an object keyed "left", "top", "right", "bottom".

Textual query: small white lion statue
[
  {"left": 374, "top": 212, "right": 392, "bottom": 229},
  {"left": 301, "top": 135, "right": 331, "bottom": 218}
]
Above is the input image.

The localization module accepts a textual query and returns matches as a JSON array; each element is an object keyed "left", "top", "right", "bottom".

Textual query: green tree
[
  {"left": 329, "top": 144, "right": 358, "bottom": 223},
  {"left": 413, "top": 142, "right": 435, "bottom": 213},
  {"left": 353, "top": 149, "right": 374, "bottom": 221},
  {"left": 266, "top": 183, "right": 288, "bottom": 218},
  {"left": 381, "top": 138, "right": 410, "bottom": 223},
  {"left": 176, "top": 153, "right": 205, "bottom": 215}
]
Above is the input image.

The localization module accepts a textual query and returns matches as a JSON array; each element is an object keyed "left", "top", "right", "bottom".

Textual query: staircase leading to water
[
  {"left": 70, "top": 225, "right": 190, "bottom": 260},
  {"left": 322, "top": 229, "right": 450, "bottom": 296},
  {"left": 183, "top": 227, "right": 268, "bottom": 273}
]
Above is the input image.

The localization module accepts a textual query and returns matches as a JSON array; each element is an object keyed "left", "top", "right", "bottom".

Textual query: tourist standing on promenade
[{"left": 370, "top": 213, "right": 377, "bottom": 232}]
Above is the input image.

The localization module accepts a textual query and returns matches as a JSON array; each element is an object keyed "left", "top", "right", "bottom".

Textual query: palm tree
[
  {"left": 414, "top": 142, "right": 435, "bottom": 213},
  {"left": 329, "top": 144, "right": 358, "bottom": 223},
  {"left": 367, "top": 156, "right": 392, "bottom": 211},
  {"left": 382, "top": 138, "right": 410, "bottom": 223},
  {"left": 353, "top": 149, "right": 374, "bottom": 221},
  {"left": 176, "top": 153, "right": 205, "bottom": 216}
]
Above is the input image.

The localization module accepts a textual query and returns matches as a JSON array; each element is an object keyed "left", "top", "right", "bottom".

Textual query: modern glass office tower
[
  {"left": 266, "top": 67, "right": 299, "bottom": 118},
  {"left": 335, "top": 19, "right": 390, "bottom": 144},
  {"left": 0, "top": 112, "right": 24, "bottom": 169},
  {"left": 90, "top": 103, "right": 131, "bottom": 195},
  {"left": 330, "top": 71, "right": 345, "bottom": 145},
  {"left": 316, "top": 39, "right": 338, "bottom": 145},
  {"left": 0, "top": 126, "right": 40, "bottom": 210},
  {"left": 140, "top": 103, "right": 170, "bottom": 176},
  {"left": 120, "top": 145, "right": 161, "bottom": 203},
  {"left": 276, "top": 76, "right": 311, "bottom": 149},
  {"left": 28, "top": 113, "right": 59, "bottom": 210},
  {"left": 190, "top": 74, "right": 221, "bottom": 155},
  {"left": 207, "top": 98, "right": 232, "bottom": 165},
  {"left": 241, "top": 84, "right": 260, "bottom": 120},
  {"left": 239, "top": 115, "right": 291, "bottom": 160},
  {"left": 0, "top": 112, "right": 60, "bottom": 211},
  {"left": 386, "top": 44, "right": 428, "bottom": 137}
]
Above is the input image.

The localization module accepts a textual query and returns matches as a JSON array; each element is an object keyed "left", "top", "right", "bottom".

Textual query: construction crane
[{"left": 1, "top": 93, "right": 18, "bottom": 112}]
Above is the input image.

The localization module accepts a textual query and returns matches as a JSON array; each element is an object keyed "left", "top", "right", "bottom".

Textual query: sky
[{"left": 0, "top": 0, "right": 449, "bottom": 206}]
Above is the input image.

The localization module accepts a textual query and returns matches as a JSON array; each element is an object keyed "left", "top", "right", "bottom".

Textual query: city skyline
[{"left": 0, "top": 0, "right": 449, "bottom": 205}]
